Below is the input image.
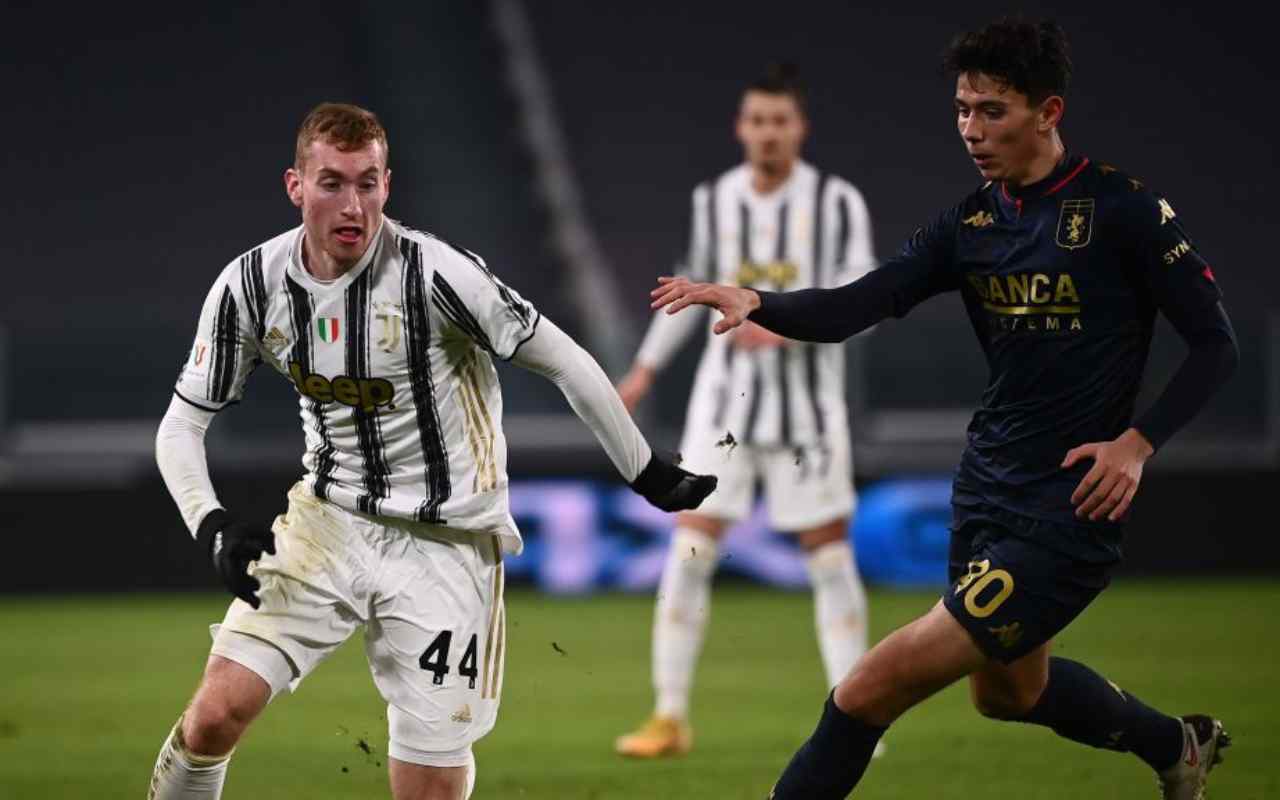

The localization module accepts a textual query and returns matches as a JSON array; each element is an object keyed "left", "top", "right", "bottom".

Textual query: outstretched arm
[
  {"left": 511, "top": 317, "right": 716, "bottom": 511},
  {"left": 651, "top": 208, "right": 960, "bottom": 341},
  {"left": 651, "top": 254, "right": 953, "bottom": 343}
]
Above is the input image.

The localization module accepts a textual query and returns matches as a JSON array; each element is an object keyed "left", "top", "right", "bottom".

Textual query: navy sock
[
  {"left": 1017, "top": 657, "right": 1184, "bottom": 771},
  {"left": 769, "top": 693, "right": 886, "bottom": 800}
]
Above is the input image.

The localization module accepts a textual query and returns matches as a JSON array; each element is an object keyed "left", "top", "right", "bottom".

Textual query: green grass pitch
[{"left": 2, "top": 580, "right": 1277, "bottom": 798}]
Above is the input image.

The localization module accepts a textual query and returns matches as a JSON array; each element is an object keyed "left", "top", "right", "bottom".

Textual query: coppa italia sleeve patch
[{"left": 185, "top": 336, "right": 212, "bottom": 379}]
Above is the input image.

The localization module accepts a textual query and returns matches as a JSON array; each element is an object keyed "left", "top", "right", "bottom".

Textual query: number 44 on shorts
[{"left": 419, "top": 630, "right": 480, "bottom": 689}]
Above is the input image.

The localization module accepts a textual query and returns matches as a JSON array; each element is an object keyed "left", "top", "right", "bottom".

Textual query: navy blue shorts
[{"left": 942, "top": 505, "right": 1117, "bottom": 663}]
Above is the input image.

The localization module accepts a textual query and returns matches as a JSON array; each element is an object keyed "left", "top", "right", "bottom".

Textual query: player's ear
[
  {"left": 1037, "top": 95, "right": 1065, "bottom": 133},
  {"left": 285, "top": 166, "right": 304, "bottom": 208}
]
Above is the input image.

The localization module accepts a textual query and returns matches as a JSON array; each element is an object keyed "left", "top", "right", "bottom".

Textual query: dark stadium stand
[{"left": 2, "top": 2, "right": 1276, "bottom": 589}]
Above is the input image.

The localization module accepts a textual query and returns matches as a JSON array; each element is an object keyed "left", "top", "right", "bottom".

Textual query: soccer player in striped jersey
[
  {"left": 147, "top": 103, "right": 714, "bottom": 800},
  {"left": 614, "top": 64, "right": 880, "bottom": 759}
]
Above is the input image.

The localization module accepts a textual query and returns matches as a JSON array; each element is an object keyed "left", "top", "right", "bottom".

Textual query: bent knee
[
  {"left": 971, "top": 686, "right": 1041, "bottom": 720},
  {"left": 183, "top": 698, "right": 254, "bottom": 754},
  {"left": 183, "top": 682, "right": 266, "bottom": 754}
]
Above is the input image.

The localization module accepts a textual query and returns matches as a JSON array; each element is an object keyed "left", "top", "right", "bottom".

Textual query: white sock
[
  {"left": 147, "top": 717, "right": 231, "bottom": 800},
  {"left": 806, "top": 540, "right": 869, "bottom": 688},
  {"left": 652, "top": 528, "right": 719, "bottom": 720}
]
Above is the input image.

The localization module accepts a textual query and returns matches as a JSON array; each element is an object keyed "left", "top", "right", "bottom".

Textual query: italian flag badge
[{"left": 316, "top": 317, "right": 341, "bottom": 343}]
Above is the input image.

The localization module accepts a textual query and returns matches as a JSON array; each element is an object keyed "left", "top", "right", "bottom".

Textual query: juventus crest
[{"left": 375, "top": 302, "right": 404, "bottom": 353}]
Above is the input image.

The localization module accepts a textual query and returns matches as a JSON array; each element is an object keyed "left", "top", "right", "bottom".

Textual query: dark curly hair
[
  {"left": 745, "top": 62, "right": 807, "bottom": 114},
  {"left": 942, "top": 18, "right": 1072, "bottom": 104}
]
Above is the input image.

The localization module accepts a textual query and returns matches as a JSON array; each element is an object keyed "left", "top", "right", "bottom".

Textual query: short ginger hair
[{"left": 294, "top": 102, "right": 389, "bottom": 171}]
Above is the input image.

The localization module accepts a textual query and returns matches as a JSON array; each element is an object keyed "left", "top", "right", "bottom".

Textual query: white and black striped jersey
[
  {"left": 175, "top": 218, "right": 539, "bottom": 549},
  {"left": 637, "top": 161, "right": 875, "bottom": 446}
]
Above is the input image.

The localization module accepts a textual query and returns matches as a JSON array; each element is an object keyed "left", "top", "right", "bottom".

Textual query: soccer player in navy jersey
[{"left": 651, "top": 18, "right": 1237, "bottom": 800}]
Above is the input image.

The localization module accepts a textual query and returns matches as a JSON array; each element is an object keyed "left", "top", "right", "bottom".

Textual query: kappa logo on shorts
[
  {"left": 987, "top": 621, "right": 1024, "bottom": 649},
  {"left": 451, "top": 704, "right": 473, "bottom": 724}
]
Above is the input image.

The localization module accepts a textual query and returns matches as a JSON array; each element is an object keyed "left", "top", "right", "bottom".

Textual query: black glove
[
  {"left": 196, "top": 509, "right": 277, "bottom": 609},
  {"left": 630, "top": 453, "right": 718, "bottom": 512}
]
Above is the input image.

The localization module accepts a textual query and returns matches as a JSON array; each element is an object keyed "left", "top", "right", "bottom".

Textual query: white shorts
[
  {"left": 678, "top": 427, "right": 855, "bottom": 531},
  {"left": 210, "top": 483, "right": 506, "bottom": 757}
]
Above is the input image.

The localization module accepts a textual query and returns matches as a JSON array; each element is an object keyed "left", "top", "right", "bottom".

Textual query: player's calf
[{"left": 1013, "top": 657, "right": 1185, "bottom": 772}]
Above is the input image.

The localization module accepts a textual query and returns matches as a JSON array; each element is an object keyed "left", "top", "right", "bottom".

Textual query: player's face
[
  {"left": 736, "top": 91, "right": 807, "bottom": 175},
  {"left": 954, "top": 72, "right": 1054, "bottom": 184},
  {"left": 285, "top": 139, "right": 390, "bottom": 269}
]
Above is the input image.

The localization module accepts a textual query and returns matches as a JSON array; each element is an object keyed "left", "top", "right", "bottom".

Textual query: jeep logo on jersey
[
  {"left": 734, "top": 260, "right": 798, "bottom": 289},
  {"left": 288, "top": 362, "right": 395, "bottom": 411}
]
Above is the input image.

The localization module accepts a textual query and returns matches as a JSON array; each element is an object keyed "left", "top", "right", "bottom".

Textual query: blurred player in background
[
  {"left": 614, "top": 64, "right": 879, "bottom": 759},
  {"left": 148, "top": 102, "right": 714, "bottom": 800},
  {"left": 653, "top": 19, "right": 1237, "bottom": 800}
]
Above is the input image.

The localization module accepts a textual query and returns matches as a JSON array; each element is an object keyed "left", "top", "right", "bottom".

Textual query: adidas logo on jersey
[
  {"left": 451, "top": 704, "right": 473, "bottom": 723},
  {"left": 262, "top": 326, "right": 290, "bottom": 354},
  {"left": 288, "top": 361, "right": 396, "bottom": 411}
]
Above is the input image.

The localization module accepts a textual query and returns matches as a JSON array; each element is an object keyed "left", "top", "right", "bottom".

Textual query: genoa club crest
[
  {"left": 1055, "top": 199, "right": 1094, "bottom": 250},
  {"left": 316, "top": 317, "right": 341, "bottom": 343}
]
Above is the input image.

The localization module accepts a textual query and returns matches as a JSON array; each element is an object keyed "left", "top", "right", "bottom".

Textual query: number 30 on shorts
[{"left": 953, "top": 559, "right": 1015, "bottom": 618}]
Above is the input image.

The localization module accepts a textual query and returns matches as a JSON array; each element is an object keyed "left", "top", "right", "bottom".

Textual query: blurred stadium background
[{"left": 3, "top": 1, "right": 1277, "bottom": 797}]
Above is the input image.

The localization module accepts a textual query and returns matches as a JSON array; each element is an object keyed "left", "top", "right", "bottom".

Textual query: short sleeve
[
  {"left": 174, "top": 262, "right": 260, "bottom": 412},
  {"left": 428, "top": 240, "right": 541, "bottom": 360}
]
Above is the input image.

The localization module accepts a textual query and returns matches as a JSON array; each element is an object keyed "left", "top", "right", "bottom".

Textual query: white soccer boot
[{"left": 1156, "top": 715, "right": 1231, "bottom": 800}]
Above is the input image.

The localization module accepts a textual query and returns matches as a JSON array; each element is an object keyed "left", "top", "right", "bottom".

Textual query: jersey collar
[
  {"left": 741, "top": 159, "right": 810, "bottom": 202},
  {"left": 1000, "top": 152, "right": 1089, "bottom": 203},
  {"left": 287, "top": 218, "right": 387, "bottom": 294}
]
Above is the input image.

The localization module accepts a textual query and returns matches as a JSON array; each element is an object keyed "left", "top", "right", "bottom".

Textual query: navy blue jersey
[{"left": 751, "top": 154, "right": 1235, "bottom": 552}]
